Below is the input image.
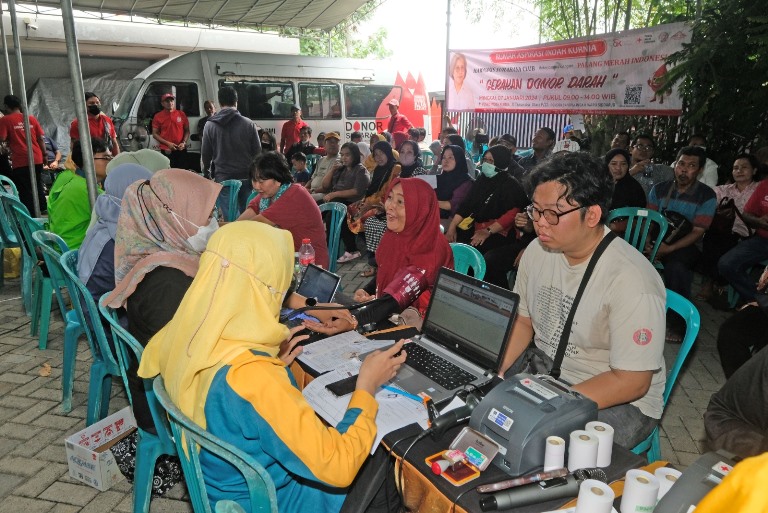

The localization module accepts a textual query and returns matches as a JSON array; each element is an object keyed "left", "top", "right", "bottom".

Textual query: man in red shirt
[
  {"left": 386, "top": 98, "right": 413, "bottom": 134},
  {"left": 69, "top": 91, "right": 120, "bottom": 156},
  {"left": 0, "top": 94, "right": 47, "bottom": 214},
  {"left": 279, "top": 105, "right": 308, "bottom": 153},
  {"left": 151, "top": 93, "right": 190, "bottom": 169}
]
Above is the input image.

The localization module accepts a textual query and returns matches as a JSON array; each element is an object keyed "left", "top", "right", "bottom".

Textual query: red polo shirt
[
  {"left": 280, "top": 119, "right": 308, "bottom": 152},
  {"left": 151, "top": 109, "right": 189, "bottom": 150},
  {"left": 69, "top": 114, "right": 116, "bottom": 142},
  {"left": 0, "top": 112, "right": 44, "bottom": 168}
]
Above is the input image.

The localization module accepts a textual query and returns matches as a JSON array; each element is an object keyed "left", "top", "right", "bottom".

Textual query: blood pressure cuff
[{"left": 381, "top": 266, "right": 429, "bottom": 311}]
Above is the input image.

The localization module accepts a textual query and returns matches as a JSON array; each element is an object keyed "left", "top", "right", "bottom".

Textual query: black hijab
[
  {"left": 436, "top": 144, "right": 472, "bottom": 201},
  {"left": 398, "top": 140, "right": 424, "bottom": 178},
  {"left": 366, "top": 141, "right": 397, "bottom": 197}
]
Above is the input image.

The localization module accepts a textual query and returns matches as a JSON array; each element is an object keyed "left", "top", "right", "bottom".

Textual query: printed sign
[{"left": 447, "top": 22, "right": 691, "bottom": 115}]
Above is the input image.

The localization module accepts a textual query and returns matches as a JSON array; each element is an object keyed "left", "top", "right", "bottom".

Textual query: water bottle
[
  {"left": 293, "top": 252, "right": 302, "bottom": 285},
  {"left": 298, "top": 238, "right": 315, "bottom": 277}
]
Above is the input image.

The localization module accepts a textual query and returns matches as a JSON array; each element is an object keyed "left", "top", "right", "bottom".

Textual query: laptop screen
[
  {"left": 421, "top": 267, "right": 518, "bottom": 370},
  {"left": 296, "top": 264, "right": 341, "bottom": 303}
]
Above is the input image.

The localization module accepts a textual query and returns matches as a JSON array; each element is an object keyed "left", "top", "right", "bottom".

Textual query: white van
[{"left": 112, "top": 50, "right": 431, "bottom": 170}]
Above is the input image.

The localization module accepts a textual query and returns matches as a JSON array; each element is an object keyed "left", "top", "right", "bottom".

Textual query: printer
[{"left": 469, "top": 373, "right": 598, "bottom": 476}]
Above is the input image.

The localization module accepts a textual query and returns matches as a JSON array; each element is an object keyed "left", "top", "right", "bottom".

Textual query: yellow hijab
[{"left": 138, "top": 222, "right": 293, "bottom": 427}]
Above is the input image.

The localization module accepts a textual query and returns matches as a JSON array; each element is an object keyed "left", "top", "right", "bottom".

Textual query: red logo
[
  {"left": 353, "top": 121, "right": 361, "bottom": 131},
  {"left": 633, "top": 328, "right": 653, "bottom": 346}
]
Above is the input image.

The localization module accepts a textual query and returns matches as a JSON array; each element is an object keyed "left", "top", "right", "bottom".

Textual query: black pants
[
  {"left": 483, "top": 236, "right": 534, "bottom": 289},
  {"left": 162, "top": 149, "right": 188, "bottom": 170},
  {"left": 700, "top": 230, "right": 741, "bottom": 284},
  {"left": 660, "top": 244, "right": 701, "bottom": 299},
  {"left": 7, "top": 164, "right": 45, "bottom": 214},
  {"left": 717, "top": 305, "right": 768, "bottom": 378}
]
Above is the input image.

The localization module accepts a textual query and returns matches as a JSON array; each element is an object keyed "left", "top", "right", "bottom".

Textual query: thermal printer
[{"left": 469, "top": 373, "right": 598, "bottom": 476}]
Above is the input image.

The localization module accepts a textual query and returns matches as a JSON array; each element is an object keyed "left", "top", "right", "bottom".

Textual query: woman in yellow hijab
[{"left": 139, "top": 222, "right": 406, "bottom": 513}]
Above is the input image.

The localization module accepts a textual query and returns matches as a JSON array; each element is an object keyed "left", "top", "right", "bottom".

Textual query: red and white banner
[{"left": 447, "top": 23, "right": 691, "bottom": 115}]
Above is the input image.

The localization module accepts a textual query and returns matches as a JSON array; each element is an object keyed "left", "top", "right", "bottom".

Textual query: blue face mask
[{"left": 480, "top": 162, "right": 498, "bottom": 178}]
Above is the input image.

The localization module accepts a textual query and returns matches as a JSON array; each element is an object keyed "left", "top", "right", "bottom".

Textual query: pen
[
  {"left": 381, "top": 385, "right": 423, "bottom": 403},
  {"left": 476, "top": 467, "right": 569, "bottom": 493}
]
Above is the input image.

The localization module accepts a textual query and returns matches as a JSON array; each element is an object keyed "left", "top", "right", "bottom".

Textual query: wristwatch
[{"left": 486, "top": 227, "right": 493, "bottom": 235}]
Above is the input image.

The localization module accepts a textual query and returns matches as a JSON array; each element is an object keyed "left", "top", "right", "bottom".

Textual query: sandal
[
  {"left": 360, "top": 266, "right": 377, "bottom": 278},
  {"left": 337, "top": 251, "right": 361, "bottom": 264}
]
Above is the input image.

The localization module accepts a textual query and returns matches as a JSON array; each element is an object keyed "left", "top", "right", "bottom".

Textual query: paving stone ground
[{"left": 0, "top": 260, "right": 730, "bottom": 511}]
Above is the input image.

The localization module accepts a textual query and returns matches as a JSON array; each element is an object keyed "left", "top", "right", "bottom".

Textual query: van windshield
[
  {"left": 220, "top": 80, "right": 294, "bottom": 119},
  {"left": 344, "top": 85, "right": 400, "bottom": 119},
  {"left": 114, "top": 79, "right": 143, "bottom": 121}
]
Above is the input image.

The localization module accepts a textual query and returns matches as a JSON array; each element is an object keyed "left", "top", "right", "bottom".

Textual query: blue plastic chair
[
  {"left": 153, "top": 376, "right": 278, "bottom": 513},
  {"left": 98, "top": 295, "right": 178, "bottom": 513},
  {"left": 0, "top": 176, "right": 21, "bottom": 289},
  {"left": 450, "top": 243, "right": 486, "bottom": 280},
  {"left": 421, "top": 150, "right": 434, "bottom": 167},
  {"left": 32, "top": 231, "right": 84, "bottom": 412},
  {"left": 0, "top": 190, "right": 34, "bottom": 313},
  {"left": 319, "top": 202, "right": 347, "bottom": 273},
  {"left": 60, "top": 250, "right": 121, "bottom": 425},
  {"left": 306, "top": 153, "right": 320, "bottom": 175},
  {"left": 632, "top": 289, "right": 700, "bottom": 462},
  {"left": 217, "top": 179, "right": 243, "bottom": 222},
  {"left": 246, "top": 189, "right": 258, "bottom": 208},
  {"left": 606, "top": 207, "right": 669, "bottom": 265}
]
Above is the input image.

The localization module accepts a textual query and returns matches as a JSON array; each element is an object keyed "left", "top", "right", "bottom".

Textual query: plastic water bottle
[
  {"left": 298, "top": 239, "right": 315, "bottom": 276},
  {"left": 293, "top": 252, "right": 302, "bottom": 285}
]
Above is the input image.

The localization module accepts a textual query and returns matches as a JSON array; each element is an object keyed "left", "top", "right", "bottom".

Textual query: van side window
[
  {"left": 220, "top": 80, "right": 294, "bottom": 120},
  {"left": 138, "top": 82, "right": 200, "bottom": 126},
  {"left": 298, "top": 83, "right": 341, "bottom": 119},
  {"left": 344, "top": 85, "right": 401, "bottom": 119}
]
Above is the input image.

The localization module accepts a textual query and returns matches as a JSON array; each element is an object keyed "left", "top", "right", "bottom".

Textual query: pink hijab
[{"left": 105, "top": 168, "right": 222, "bottom": 308}]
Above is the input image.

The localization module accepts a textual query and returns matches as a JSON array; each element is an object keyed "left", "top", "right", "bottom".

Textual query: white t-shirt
[
  {"left": 514, "top": 228, "right": 666, "bottom": 418},
  {"left": 448, "top": 79, "right": 475, "bottom": 111}
]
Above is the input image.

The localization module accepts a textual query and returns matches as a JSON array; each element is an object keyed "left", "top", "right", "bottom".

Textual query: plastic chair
[
  {"left": 632, "top": 289, "right": 700, "bottom": 462},
  {"left": 10, "top": 201, "right": 71, "bottom": 349},
  {"left": 0, "top": 175, "right": 21, "bottom": 289},
  {"left": 216, "top": 179, "right": 243, "bottom": 222},
  {"left": 606, "top": 207, "right": 669, "bottom": 264},
  {"left": 450, "top": 243, "right": 486, "bottom": 279},
  {"left": 421, "top": 150, "right": 434, "bottom": 167},
  {"left": 0, "top": 190, "right": 33, "bottom": 313},
  {"left": 246, "top": 189, "right": 258, "bottom": 207},
  {"left": 98, "top": 295, "right": 178, "bottom": 513},
  {"left": 153, "top": 376, "right": 279, "bottom": 513},
  {"left": 306, "top": 153, "right": 320, "bottom": 174},
  {"left": 319, "top": 201, "right": 347, "bottom": 273},
  {"left": 60, "top": 249, "right": 121, "bottom": 425},
  {"left": 32, "top": 231, "right": 83, "bottom": 412}
]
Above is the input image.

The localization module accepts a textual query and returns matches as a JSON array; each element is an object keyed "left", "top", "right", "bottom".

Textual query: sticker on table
[
  {"left": 488, "top": 408, "right": 513, "bottom": 431},
  {"left": 711, "top": 462, "right": 733, "bottom": 476}
]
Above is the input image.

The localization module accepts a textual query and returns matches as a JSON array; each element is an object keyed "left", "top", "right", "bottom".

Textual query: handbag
[
  {"left": 658, "top": 183, "right": 693, "bottom": 245},
  {"left": 709, "top": 197, "right": 737, "bottom": 237},
  {"left": 346, "top": 199, "right": 383, "bottom": 234},
  {"left": 458, "top": 192, "right": 495, "bottom": 231}
]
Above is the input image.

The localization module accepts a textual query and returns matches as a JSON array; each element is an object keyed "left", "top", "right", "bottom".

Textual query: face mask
[
  {"left": 480, "top": 162, "right": 498, "bottom": 178},
  {"left": 87, "top": 104, "right": 101, "bottom": 116},
  {"left": 186, "top": 217, "right": 219, "bottom": 252},
  {"left": 262, "top": 142, "right": 272, "bottom": 151},
  {"left": 400, "top": 154, "right": 416, "bottom": 167}
]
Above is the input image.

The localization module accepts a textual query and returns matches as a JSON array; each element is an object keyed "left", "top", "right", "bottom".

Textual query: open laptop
[{"left": 378, "top": 267, "right": 519, "bottom": 405}]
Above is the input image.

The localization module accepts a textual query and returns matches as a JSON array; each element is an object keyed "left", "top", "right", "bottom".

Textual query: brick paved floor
[{"left": 0, "top": 261, "right": 729, "bottom": 511}]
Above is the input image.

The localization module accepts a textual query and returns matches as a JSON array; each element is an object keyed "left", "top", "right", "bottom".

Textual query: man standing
[
  {"left": 201, "top": 86, "right": 261, "bottom": 220},
  {"left": 307, "top": 131, "right": 341, "bottom": 201},
  {"left": 518, "top": 127, "right": 555, "bottom": 173},
  {"left": 386, "top": 99, "right": 413, "bottom": 134},
  {"left": 279, "top": 105, "right": 308, "bottom": 153},
  {"left": 648, "top": 146, "right": 716, "bottom": 340},
  {"left": 688, "top": 134, "right": 718, "bottom": 188},
  {"left": 151, "top": 93, "right": 190, "bottom": 169},
  {"left": 69, "top": 91, "right": 120, "bottom": 156},
  {"left": 0, "top": 94, "right": 47, "bottom": 214},
  {"left": 627, "top": 133, "right": 673, "bottom": 196},
  {"left": 499, "top": 152, "right": 666, "bottom": 448}
]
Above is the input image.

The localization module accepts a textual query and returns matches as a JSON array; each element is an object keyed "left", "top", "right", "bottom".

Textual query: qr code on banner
[{"left": 624, "top": 85, "right": 643, "bottom": 105}]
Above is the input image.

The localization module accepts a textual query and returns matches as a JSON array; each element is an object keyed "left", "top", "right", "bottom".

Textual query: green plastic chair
[
  {"left": 450, "top": 243, "right": 486, "bottom": 279},
  {"left": 153, "top": 376, "right": 278, "bottom": 513},
  {"left": 32, "top": 231, "right": 83, "bottom": 412},
  {"left": 216, "top": 179, "right": 243, "bottom": 222},
  {"left": 0, "top": 175, "right": 21, "bottom": 289},
  {"left": 60, "top": 249, "right": 121, "bottom": 425},
  {"left": 632, "top": 289, "right": 700, "bottom": 462},
  {"left": 0, "top": 188, "right": 33, "bottom": 312},
  {"left": 306, "top": 153, "right": 320, "bottom": 174},
  {"left": 421, "top": 150, "right": 434, "bottom": 167},
  {"left": 318, "top": 202, "right": 347, "bottom": 273},
  {"left": 246, "top": 190, "right": 258, "bottom": 207},
  {"left": 606, "top": 207, "right": 669, "bottom": 265},
  {"left": 98, "top": 295, "right": 178, "bottom": 513}
]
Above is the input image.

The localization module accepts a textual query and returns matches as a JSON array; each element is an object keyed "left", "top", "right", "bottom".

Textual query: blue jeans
[
  {"left": 718, "top": 235, "right": 768, "bottom": 302},
  {"left": 661, "top": 244, "right": 701, "bottom": 299},
  {"left": 216, "top": 179, "right": 253, "bottom": 221}
]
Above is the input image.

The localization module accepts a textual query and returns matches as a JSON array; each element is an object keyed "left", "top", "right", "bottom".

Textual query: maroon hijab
[{"left": 375, "top": 177, "right": 454, "bottom": 295}]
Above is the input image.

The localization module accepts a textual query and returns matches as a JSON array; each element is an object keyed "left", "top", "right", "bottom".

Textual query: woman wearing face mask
[
  {"left": 397, "top": 140, "right": 426, "bottom": 178},
  {"left": 435, "top": 144, "right": 473, "bottom": 226},
  {"left": 259, "top": 129, "right": 277, "bottom": 152},
  {"left": 445, "top": 145, "right": 529, "bottom": 256},
  {"left": 69, "top": 91, "right": 120, "bottom": 155}
]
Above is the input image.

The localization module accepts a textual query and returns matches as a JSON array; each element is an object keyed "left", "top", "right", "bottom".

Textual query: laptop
[
  {"left": 374, "top": 267, "right": 519, "bottom": 405},
  {"left": 296, "top": 264, "right": 341, "bottom": 303}
]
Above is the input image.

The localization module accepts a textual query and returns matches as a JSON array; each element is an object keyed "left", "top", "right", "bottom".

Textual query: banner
[{"left": 447, "top": 22, "right": 691, "bottom": 115}]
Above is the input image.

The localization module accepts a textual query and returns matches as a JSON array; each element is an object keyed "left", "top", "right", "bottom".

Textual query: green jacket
[{"left": 47, "top": 170, "right": 100, "bottom": 249}]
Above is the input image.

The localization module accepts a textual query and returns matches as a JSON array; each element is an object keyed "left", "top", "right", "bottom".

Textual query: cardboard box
[{"left": 65, "top": 407, "right": 137, "bottom": 491}]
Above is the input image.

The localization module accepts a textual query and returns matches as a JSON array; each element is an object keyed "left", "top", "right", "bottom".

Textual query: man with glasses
[
  {"left": 648, "top": 146, "right": 716, "bottom": 341},
  {"left": 151, "top": 93, "right": 190, "bottom": 169},
  {"left": 627, "top": 133, "right": 673, "bottom": 196},
  {"left": 499, "top": 152, "right": 666, "bottom": 448}
]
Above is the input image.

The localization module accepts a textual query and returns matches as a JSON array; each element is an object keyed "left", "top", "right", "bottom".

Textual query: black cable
[
  {"left": 398, "top": 430, "right": 432, "bottom": 508},
  {"left": 386, "top": 432, "right": 419, "bottom": 511}
]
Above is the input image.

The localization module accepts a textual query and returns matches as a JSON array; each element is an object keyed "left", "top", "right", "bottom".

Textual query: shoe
[
  {"left": 337, "top": 251, "right": 361, "bottom": 264},
  {"left": 360, "top": 265, "right": 377, "bottom": 278}
]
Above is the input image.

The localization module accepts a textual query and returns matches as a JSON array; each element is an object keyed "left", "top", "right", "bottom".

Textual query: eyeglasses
[
  {"left": 633, "top": 144, "right": 653, "bottom": 151},
  {"left": 94, "top": 156, "right": 113, "bottom": 161},
  {"left": 526, "top": 204, "right": 584, "bottom": 225}
]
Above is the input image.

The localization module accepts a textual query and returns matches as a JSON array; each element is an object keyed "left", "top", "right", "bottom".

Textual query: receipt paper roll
[
  {"left": 586, "top": 421, "right": 614, "bottom": 467},
  {"left": 568, "top": 430, "right": 598, "bottom": 471},
  {"left": 543, "top": 435, "right": 566, "bottom": 471},
  {"left": 620, "top": 469, "right": 660, "bottom": 513},
  {"left": 575, "top": 478, "right": 615, "bottom": 513},
  {"left": 654, "top": 467, "right": 682, "bottom": 500}
]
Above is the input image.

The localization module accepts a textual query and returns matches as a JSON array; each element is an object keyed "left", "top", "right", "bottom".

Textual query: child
[{"left": 291, "top": 152, "right": 311, "bottom": 184}]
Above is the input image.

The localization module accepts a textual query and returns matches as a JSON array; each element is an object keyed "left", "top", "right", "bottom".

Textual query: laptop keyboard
[{"left": 404, "top": 344, "right": 476, "bottom": 391}]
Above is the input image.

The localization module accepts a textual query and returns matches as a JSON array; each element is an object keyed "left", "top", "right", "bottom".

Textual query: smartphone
[{"left": 325, "top": 375, "right": 358, "bottom": 397}]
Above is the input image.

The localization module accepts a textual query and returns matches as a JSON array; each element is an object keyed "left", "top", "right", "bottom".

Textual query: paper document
[
  {"left": 414, "top": 174, "right": 437, "bottom": 188},
  {"left": 297, "top": 331, "right": 395, "bottom": 373},
  {"left": 303, "top": 365, "right": 430, "bottom": 454}
]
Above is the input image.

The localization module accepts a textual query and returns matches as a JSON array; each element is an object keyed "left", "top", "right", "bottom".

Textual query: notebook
[{"left": 378, "top": 267, "right": 519, "bottom": 405}]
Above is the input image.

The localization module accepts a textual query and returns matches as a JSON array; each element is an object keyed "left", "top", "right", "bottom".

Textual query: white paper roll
[
  {"left": 544, "top": 435, "right": 566, "bottom": 471},
  {"left": 654, "top": 467, "right": 682, "bottom": 500},
  {"left": 575, "top": 478, "right": 616, "bottom": 513},
  {"left": 568, "top": 430, "right": 599, "bottom": 471},
  {"left": 586, "top": 421, "right": 614, "bottom": 467},
  {"left": 620, "top": 469, "right": 660, "bottom": 513}
]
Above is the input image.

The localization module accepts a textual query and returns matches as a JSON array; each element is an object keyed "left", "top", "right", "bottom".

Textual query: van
[{"left": 111, "top": 50, "right": 431, "bottom": 171}]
